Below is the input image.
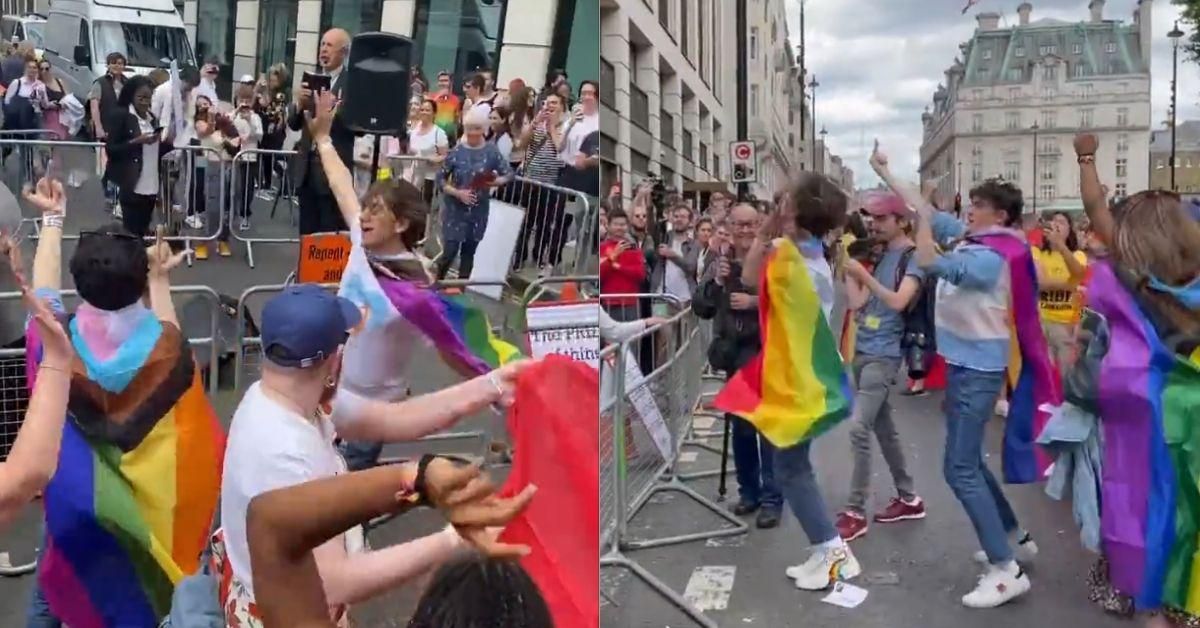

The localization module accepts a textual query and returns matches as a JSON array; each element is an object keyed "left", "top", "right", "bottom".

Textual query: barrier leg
[
  {"left": 621, "top": 473, "right": 748, "bottom": 552},
  {"left": 601, "top": 550, "right": 719, "bottom": 628}
]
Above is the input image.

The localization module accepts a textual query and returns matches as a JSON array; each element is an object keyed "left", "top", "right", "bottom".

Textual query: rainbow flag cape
[
  {"left": 970, "top": 232, "right": 1061, "bottom": 483},
  {"left": 27, "top": 318, "right": 224, "bottom": 627},
  {"left": 1086, "top": 260, "right": 1200, "bottom": 613},
  {"left": 713, "top": 238, "right": 853, "bottom": 448}
]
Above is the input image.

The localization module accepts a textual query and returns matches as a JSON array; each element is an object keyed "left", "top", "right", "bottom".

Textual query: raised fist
[{"left": 1074, "top": 133, "right": 1098, "bottom": 157}]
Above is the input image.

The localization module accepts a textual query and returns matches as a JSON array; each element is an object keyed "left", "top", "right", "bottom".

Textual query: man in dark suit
[{"left": 288, "top": 28, "right": 356, "bottom": 235}]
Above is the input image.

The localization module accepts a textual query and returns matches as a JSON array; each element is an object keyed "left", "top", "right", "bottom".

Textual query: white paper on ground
[
  {"left": 682, "top": 566, "right": 737, "bottom": 611},
  {"left": 693, "top": 415, "right": 716, "bottom": 430},
  {"left": 678, "top": 451, "right": 699, "bottom": 463},
  {"left": 821, "top": 582, "right": 868, "bottom": 609}
]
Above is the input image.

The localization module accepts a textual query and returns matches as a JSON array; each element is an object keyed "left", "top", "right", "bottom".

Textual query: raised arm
[
  {"left": 331, "top": 360, "right": 532, "bottom": 442},
  {"left": 0, "top": 249, "right": 71, "bottom": 528},
  {"left": 1074, "top": 133, "right": 1114, "bottom": 245},
  {"left": 145, "top": 229, "right": 188, "bottom": 326},
  {"left": 870, "top": 140, "right": 930, "bottom": 213},
  {"left": 308, "top": 90, "right": 362, "bottom": 229},
  {"left": 21, "top": 178, "right": 65, "bottom": 292},
  {"left": 248, "top": 459, "right": 535, "bottom": 626}
]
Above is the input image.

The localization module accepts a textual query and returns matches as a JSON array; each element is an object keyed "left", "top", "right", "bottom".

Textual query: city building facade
[
  {"left": 600, "top": 0, "right": 735, "bottom": 200},
  {"left": 919, "top": 0, "right": 1152, "bottom": 214},
  {"left": 1150, "top": 121, "right": 1200, "bottom": 194},
  {"left": 158, "top": 0, "right": 589, "bottom": 102},
  {"left": 746, "top": 0, "right": 806, "bottom": 199}
]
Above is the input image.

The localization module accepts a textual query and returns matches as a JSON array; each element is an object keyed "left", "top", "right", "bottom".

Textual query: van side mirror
[{"left": 73, "top": 45, "right": 90, "bottom": 66}]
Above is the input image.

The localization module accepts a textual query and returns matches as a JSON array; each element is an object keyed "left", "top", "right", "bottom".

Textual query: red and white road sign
[{"left": 729, "top": 141, "right": 757, "bottom": 184}]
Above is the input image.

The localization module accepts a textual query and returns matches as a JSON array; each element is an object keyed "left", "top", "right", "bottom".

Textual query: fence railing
[
  {"left": 598, "top": 294, "right": 747, "bottom": 627},
  {"left": 502, "top": 175, "right": 597, "bottom": 280}
]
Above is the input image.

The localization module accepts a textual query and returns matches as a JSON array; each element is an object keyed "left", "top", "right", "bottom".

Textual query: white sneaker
[
  {"left": 112, "top": 204, "right": 122, "bottom": 219},
  {"left": 995, "top": 399, "right": 1010, "bottom": 417},
  {"left": 962, "top": 561, "right": 1030, "bottom": 608},
  {"left": 786, "top": 544, "right": 862, "bottom": 591},
  {"left": 973, "top": 531, "right": 1038, "bottom": 565},
  {"left": 185, "top": 214, "right": 204, "bottom": 229}
]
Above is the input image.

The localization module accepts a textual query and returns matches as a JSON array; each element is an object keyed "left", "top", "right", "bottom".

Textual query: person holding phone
[
  {"left": 511, "top": 93, "right": 567, "bottom": 273},
  {"left": 232, "top": 86, "right": 264, "bottom": 233},
  {"left": 105, "top": 75, "right": 168, "bottom": 237},
  {"left": 436, "top": 108, "right": 513, "bottom": 281}
]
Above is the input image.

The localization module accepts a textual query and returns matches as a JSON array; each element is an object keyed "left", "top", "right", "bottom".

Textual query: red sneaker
[
  {"left": 835, "top": 511, "right": 868, "bottom": 542},
  {"left": 874, "top": 496, "right": 927, "bottom": 523}
]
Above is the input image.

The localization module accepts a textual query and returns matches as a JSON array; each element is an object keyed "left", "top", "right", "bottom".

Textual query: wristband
[
  {"left": 1077, "top": 155, "right": 1095, "bottom": 164},
  {"left": 42, "top": 214, "right": 63, "bottom": 230},
  {"left": 316, "top": 138, "right": 334, "bottom": 151},
  {"left": 486, "top": 371, "right": 505, "bottom": 400},
  {"left": 413, "top": 453, "right": 437, "bottom": 505}
]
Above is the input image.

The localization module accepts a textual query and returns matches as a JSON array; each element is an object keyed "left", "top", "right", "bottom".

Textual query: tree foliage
[{"left": 1176, "top": 0, "right": 1200, "bottom": 63}]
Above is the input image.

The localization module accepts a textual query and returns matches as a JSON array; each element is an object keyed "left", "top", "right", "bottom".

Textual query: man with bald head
[
  {"left": 288, "top": 27, "right": 356, "bottom": 235},
  {"left": 692, "top": 202, "right": 783, "bottom": 529}
]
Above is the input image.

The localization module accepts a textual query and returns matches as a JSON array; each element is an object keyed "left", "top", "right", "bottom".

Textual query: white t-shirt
[
  {"left": 662, "top": 232, "right": 692, "bottom": 302},
  {"left": 336, "top": 223, "right": 431, "bottom": 402},
  {"left": 406, "top": 124, "right": 448, "bottom": 182},
  {"left": 494, "top": 132, "right": 513, "bottom": 164},
  {"left": 559, "top": 110, "right": 599, "bottom": 166},
  {"left": 221, "top": 382, "right": 363, "bottom": 599}
]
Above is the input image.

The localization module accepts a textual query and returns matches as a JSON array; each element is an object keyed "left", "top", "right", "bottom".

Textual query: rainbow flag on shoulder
[
  {"left": 713, "top": 238, "right": 853, "bottom": 448},
  {"left": 27, "top": 316, "right": 224, "bottom": 627}
]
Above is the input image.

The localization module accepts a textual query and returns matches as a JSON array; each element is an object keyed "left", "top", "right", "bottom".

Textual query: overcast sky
[{"left": 785, "top": 0, "right": 1198, "bottom": 188}]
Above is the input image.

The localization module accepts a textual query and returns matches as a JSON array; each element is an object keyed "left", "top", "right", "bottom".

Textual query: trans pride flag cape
[
  {"left": 339, "top": 244, "right": 520, "bottom": 375},
  {"left": 27, "top": 317, "right": 224, "bottom": 627},
  {"left": 713, "top": 238, "right": 853, "bottom": 448},
  {"left": 1086, "top": 260, "right": 1200, "bottom": 613},
  {"left": 969, "top": 232, "right": 1061, "bottom": 484}
]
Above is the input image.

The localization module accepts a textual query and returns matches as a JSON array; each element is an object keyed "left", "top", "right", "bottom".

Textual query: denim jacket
[{"left": 1037, "top": 402, "right": 1103, "bottom": 552}]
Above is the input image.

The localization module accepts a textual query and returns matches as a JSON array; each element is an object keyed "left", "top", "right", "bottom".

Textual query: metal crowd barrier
[
  {"left": 599, "top": 294, "right": 747, "bottom": 628},
  {"left": 0, "top": 285, "right": 222, "bottom": 577},
  {"left": 502, "top": 175, "right": 596, "bottom": 279}
]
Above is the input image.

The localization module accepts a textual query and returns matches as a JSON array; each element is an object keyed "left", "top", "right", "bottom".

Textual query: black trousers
[
  {"left": 298, "top": 181, "right": 348, "bottom": 235},
  {"left": 437, "top": 239, "right": 480, "bottom": 281},
  {"left": 120, "top": 189, "right": 156, "bottom": 238}
]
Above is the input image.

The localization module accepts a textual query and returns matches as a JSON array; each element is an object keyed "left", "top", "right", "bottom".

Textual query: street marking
[
  {"left": 683, "top": 565, "right": 736, "bottom": 611},
  {"left": 679, "top": 451, "right": 699, "bottom": 463},
  {"left": 693, "top": 416, "right": 716, "bottom": 430},
  {"left": 0, "top": 552, "right": 10, "bottom": 568},
  {"left": 705, "top": 534, "right": 747, "bottom": 548}
]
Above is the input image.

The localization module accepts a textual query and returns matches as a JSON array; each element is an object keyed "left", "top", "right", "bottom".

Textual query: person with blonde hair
[{"left": 435, "top": 107, "right": 513, "bottom": 280}]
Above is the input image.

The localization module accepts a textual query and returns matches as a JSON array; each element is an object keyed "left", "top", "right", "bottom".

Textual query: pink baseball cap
[{"left": 862, "top": 193, "right": 911, "bottom": 219}]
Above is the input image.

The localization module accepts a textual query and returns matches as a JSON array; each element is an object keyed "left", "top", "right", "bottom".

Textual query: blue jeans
[
  {"left": 943, "top": 365, "right": 1020, "bottom": 565},
  {"left": 339, "top": 439, "right": 383, "bottom": 472},
  {"left": 729, "top": 414, "right": 782, "bottom": 509},
  {"left": 775, "top": 440, "right": 839, "bottom": 545},
  {"left": 27, "top": 561, "right": 62, "bottom": 628}
]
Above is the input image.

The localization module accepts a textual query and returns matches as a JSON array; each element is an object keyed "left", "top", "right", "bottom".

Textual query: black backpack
[{"left": 894, "top": 247, "right": 938, "bottom": 378}]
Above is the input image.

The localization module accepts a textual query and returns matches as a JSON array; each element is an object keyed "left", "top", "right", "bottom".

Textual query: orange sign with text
[{"left": 297, "top": 232, "right": 352, "bottom": 284}]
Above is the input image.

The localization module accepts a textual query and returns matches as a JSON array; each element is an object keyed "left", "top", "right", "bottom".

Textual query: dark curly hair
[
  {"left": 407, "top": 556, "right": 551, "bottom": 628},
  {"left": 969, "top": 179, "right": 1024, "bottom": 227},
  {"left": 788, "top": 172, "right": 848, "bottom": 238}
]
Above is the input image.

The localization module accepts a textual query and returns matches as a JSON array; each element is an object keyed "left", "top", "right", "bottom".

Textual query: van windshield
[
  {"left": 93, "top": 21, "right": 193, "bottom": 68},
  {"left": 23, "top": 22, "right": 44, "bottom": 48}
]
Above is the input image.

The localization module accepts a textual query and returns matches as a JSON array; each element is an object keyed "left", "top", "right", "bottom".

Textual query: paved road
[
  {"left": 0, "top": 146, "right": 524, "bottom": 627},
  {"left": 601, "top": 377, "right": 1130, "bottom": 628}
]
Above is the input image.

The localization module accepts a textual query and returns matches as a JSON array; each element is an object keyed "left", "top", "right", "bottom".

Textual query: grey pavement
[
  {"left": 0, "top": 146, "right": 524, "bottom": 627},
  {"left": 601, "top": 378, "right": 1129, "bottom": 628}
]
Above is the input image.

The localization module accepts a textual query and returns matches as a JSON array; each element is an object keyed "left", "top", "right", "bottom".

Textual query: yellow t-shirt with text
[{"left": 1033, "top": 248, "right": 1088, "bottom": 324}]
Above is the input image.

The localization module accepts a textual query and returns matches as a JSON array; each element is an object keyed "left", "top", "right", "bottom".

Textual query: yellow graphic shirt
[{"left": 1033, "top": 248, "right": 1088, "bottom": 324}]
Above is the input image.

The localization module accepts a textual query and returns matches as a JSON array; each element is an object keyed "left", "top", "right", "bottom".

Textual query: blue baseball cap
[{"left": 261, "top": 284, "right": 361, "bottom": 368}]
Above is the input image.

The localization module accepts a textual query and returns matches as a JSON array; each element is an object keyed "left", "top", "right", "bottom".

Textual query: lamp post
[
  {"left": 1170, "top": 21, "right": 1184, "bottom": 192},
  {"left": 819, "top": 126, "right": 828, "bottom": 174},
  {"left": 957, "top": 160, "right": 963, "bottom": 197},
  {"left": 809, "top": 76, "right": 819, "bottom": 170},
  {"left": 1031, "top": 121, "right": 1039, "bottom": 213}
]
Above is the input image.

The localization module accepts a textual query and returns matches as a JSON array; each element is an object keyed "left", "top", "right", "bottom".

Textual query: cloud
[{"left": 785, "top": 0, "right": 1196, "bottom": 189}]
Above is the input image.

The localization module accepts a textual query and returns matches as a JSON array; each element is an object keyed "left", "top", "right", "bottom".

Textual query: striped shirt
[{"left": 523, "top": 126, "right": 562, "bottom": 183}]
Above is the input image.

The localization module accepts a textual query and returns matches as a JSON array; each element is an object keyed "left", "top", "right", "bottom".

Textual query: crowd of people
[{"left": 599, "top": 132, "right": 1200, "bottom": 625}]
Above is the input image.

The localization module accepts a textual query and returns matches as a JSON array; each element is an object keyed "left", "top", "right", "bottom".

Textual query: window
[
  {"left": 1105, "top": 41, "right": 1116, "bottom": 53},
  {"left": 1080, "top": 109, "right": 1094, "bottom": 128},
  {"left": 972, "top": 143, "right": 983, "bottom": 157},
  {"left": 682, "top": 130, "right": 693, "bottom": 160},
  {"left": 750, "top": 27, "right": 758, "bottom": 59},
  {"left": 1073, "top": 63, "right": 1089, "bottom": 78},
  {"left": 700, "top": 142, "right": 708, "bottom": 170},
  {"left": 1157, "top": 159, "right": 1166, "bottom": 169},
  {"left": 982, "top": 49, "right": 993, "bottom": 60},
  {"left": 1115, "top": 183, "right": 1127, "bottom": 197},
  {"left": 1014, "top": 46, "right": 1025, "bottom": 57},
  {"left": 1116, "top": 158, "right": 1127, "bottom": 178},
  {"left": 1042, "top": 65, "right": 1057, "bottom": 81},
  {"left": 1040, "top": 139, "right": 1056, "bottom": 154},
  {"left": 1008, "top": 87, "right": 1020, "bottom": 102},
  {"left": 1039, "top": 44, "right": 1057, "bottom": 55},
  {"left": 412, "top": 0, "right": 505, "bottom": 98},
  {"left": 1188, "top": 158, "right": 1195, "bottom": 168},
  {"left": 972, "top": 113, "right": 983, "bottom": 132},
  {"left": 1072, "top": 43, "right": 1083, "bottom": 54},
  {"left": 94, "top": 21, "right": 195, "bottom": 69},
  {"left": 1008, "top": 67, "right": 1022, "bottom": 81},
  {"left": 1040, "top": 184, "right": 1056, "bottom": 199},
  {"left": 320, "top": 0, "right": 383, "bottom": 39},
  {"left": 1117, "top": 107, "right": 1129, "bottom": 126},
  {"left": 1079, "top": 83, "right": 1094, "bottom": 99},
  {"left": 978, "top": 66, "right": 990, "bottom": 78},
  {"left": 1041, "top": 159, "right": 1056, "bottom": 180},
  {"left": 1042, "top": 85, "right": 1056, "bottom": 99},
  {"left": 1117, "top": 134, "right": 1129, "bottom": 153},
  {"left": 257, "top": 0, "right": 298, "bottom": 77},
  {"left": 1005, "top": 160, "right": 1021, "bottom": 181},
  {"left": 659, "top": 0, "right": 670, "bottom": 29},
  {"left": 1041, "top": 110, "right": 1057, "bottom": 128},
  {"left": 971, "top": 162, "right": 983, "bottom": 182},
  {"left": 1006, "top": 111, "right": 1020, "bottom": 130},
  {"left": 681, "top": 0, "right": 689, "bottom": 57},
  {"left": 750, "top": 85, "right": 758, "bottom": 115},
  {"left": 193, "top": 0, "right": 238, "bottom": 98}
]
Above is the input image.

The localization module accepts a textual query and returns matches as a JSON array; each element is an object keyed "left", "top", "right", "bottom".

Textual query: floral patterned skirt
[{"left": 1088, "top": 557, "right": 1200, "bottom": 626}]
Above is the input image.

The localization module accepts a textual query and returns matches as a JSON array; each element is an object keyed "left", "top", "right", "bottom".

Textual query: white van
[{"left": 42, "top": 0, "right": 194, "bottom": 101}]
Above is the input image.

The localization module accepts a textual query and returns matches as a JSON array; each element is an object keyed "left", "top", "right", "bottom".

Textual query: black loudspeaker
[{"left": 341, "top": 32, "right": 413, "bottom": 135}]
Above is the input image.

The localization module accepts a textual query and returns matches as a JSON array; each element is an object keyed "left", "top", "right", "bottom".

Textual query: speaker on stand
[{"left": 341, "top": 32, "right": 414, "bottom": 183}]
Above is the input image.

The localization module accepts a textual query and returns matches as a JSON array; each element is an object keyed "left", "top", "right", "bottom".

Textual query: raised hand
[
  {"left": 869, "top": 139, "right": 889, "bottom": 173},
  {"left": 22, "top": 177, "right": 65, "bottom": 216},
  {"left": 146, "top": 227, "right": 188, "bottom": 276},
  {"left": 1074, "top": 133, "right": 1098, "bottom": 157},
  {"left": 486, "top": 359, "right": 535, "bottom": 408},
  {"left": 304, "top": 89, "right": 337, "bottom": 141}
]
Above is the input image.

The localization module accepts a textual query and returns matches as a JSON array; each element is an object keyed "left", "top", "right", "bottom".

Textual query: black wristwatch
[{"left": 413, "top": 453, "right": 473, "bottom": 505}]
